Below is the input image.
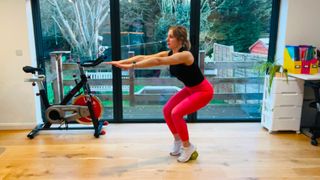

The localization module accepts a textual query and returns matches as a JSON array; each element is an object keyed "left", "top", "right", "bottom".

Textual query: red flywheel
[{"left": 72, "top": 95, "right": 104, "bottom": 125}]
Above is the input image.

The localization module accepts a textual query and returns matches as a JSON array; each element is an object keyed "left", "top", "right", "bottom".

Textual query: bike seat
[{"left": 23, "top": 66, "right": 44, "bottom": 74}]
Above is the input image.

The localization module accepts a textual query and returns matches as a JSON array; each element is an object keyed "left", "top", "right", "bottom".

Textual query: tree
[
  {"left": 154, "top": 0, "right": 211, "bottom": 45},
  {"left": 207, "top": 0, "right": 272, "bottom": 53},
  {"left": 154, "top": 0, "right": 190, "bottom": 41},
  {"left": 47, "top": 0, "right": 110, "bottom": 59},
  {"left": 120, "top": 0, "right": 160, "bottom": 42}
]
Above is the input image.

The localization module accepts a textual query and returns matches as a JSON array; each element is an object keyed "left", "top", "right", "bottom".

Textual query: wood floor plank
[{"left": 0, "top": 123, "right": 319, "bottom": 179}]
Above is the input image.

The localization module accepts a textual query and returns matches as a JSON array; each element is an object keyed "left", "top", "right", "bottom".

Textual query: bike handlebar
[
  {"left": 23, "top": 55, "right": 107, "bottom": 74},
  {"left": 80, "top": 55, "right": 107, "bottom": 67}
]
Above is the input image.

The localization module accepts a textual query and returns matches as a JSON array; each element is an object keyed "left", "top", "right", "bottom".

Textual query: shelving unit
[{"left": 261, "top": 75, "right": 304, "bottom": 133}]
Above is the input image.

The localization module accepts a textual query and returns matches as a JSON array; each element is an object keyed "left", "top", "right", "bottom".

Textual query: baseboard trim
[{"left": 0, "top": 123, "right": 37, "bottom": 130}]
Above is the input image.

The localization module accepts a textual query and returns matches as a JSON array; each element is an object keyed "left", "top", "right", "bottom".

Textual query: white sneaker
[
  {"left": 177, "top": 144, "right": 198, "bottom": 163},
  {"left": 170, "top": 140, "right": 182, "bottom": 156}
]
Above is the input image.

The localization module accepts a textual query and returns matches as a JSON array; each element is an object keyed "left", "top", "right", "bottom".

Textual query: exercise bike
[{"left": 23, "top": 56, "right": 108, "bottom": 139}]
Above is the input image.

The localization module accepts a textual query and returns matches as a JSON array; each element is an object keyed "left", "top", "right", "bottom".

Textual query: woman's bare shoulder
[
  {"left": 180, "top": 51, "right": 194, "bottom": 59},
  {"left": 172, "top": 51, "right": 194, "bottom": 65},
  {"left": 158, "top": 51, "right": 170, "bottom": 57}
]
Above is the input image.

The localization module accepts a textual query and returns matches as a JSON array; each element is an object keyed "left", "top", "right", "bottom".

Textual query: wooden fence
[{"left": 47, "top": 44, "right": 267, "bottom": 105}]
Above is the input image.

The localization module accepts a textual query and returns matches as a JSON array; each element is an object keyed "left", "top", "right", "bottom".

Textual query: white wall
[
  {"left": 275, "top": 0, "right": 288, "bottom": 63},
  {"left": 286, "top": 0, "right": 320, "bottom": 47},
  {"left": 276, "top": 0, "right": 320, "bottom": 64},
  {"left": 0, "top": 0, "right": 39, "bottom": 129}
]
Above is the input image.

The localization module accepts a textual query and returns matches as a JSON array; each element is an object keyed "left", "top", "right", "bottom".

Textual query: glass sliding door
[
  {"left": 36, "top": 0, "right": 276, "bottom": 122},
  {"left": 198, "top": 0, "right": 273, "bottom": 120},
  {"left": 38, "top": 0, "right": 113, "bottom": 120},
  {"left": 119, "top": 0, "right": 191, "bottom": 121}
]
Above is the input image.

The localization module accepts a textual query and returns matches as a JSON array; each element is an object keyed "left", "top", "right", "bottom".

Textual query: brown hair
[{"left": 169, "top": 26, "right": 191, "bottom": 50}]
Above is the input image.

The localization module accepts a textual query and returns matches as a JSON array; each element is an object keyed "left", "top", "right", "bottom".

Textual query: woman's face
[{"left": 166, "top": 30, "right": 182, "bottom": 50}]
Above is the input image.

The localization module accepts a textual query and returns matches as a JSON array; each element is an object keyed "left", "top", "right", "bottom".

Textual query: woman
[{"left": 106, "top": 26, "right": 214, "bottom": 163}]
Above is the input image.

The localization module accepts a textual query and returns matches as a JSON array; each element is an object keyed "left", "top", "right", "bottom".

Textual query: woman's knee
[
  {"left": 171, "top": 108, "right": 184, "bottom": 121},
  {"left": 163, "top": 104, "right": 172, "bottom": 117}
]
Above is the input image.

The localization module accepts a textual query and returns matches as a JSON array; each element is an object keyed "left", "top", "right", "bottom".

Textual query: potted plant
[{"left": 257, "top": 61, "right": 288, "bottom": 93}]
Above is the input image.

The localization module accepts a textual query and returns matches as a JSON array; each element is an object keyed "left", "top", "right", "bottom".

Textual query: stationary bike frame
[{"left": 23, "top": 56, "right": 107, "bottom": 139}]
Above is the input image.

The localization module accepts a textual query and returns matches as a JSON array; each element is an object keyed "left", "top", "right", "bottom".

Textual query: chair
[{"left": 303, "top": 81, "right": 320, "bottom": 146}]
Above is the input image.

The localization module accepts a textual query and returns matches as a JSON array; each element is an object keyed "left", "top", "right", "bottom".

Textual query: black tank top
[{"left": 169, "top": 48, "right": 204, "bottom": 87}]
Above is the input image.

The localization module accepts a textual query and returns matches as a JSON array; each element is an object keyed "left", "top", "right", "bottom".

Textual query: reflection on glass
[
  {"left": 39, "top": 0, "right": 113, "bottom": 120},
  {"left": 120, "top": 0, "right": 190, "bottom": 120},
  {"left": 198, "top": 0, "right": 272, "bottom": 120}
]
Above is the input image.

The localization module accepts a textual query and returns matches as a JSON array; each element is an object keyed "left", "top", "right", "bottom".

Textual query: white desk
[
  {"left": 289, "top": 73, "right": 320, "bottom": 80},
  {"left": 289, "top": 73, "right": 320, "bottom": 144}
]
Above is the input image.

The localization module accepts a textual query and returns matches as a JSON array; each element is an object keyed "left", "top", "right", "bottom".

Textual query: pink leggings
[{"left": 163, "top": 78, "right": 214, "bottom": 141}]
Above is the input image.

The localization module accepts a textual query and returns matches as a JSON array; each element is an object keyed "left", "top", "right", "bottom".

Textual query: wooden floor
[{"left": 0, "top": 123, "right": 320, "bottom": 180}]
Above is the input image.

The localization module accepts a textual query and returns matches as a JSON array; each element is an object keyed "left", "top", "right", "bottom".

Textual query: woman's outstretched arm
[
  {"left": 106, "top": 51, "right": 168, "bottom": 65},
  {"left": 109, "top": 51, "right": 194, "bottom": 70}
]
